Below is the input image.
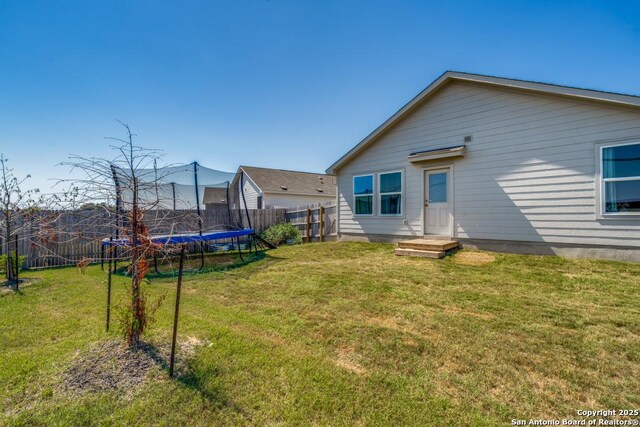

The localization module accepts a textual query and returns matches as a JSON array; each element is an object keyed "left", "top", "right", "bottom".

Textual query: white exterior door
[{"left": 424, "top": 169, "right": 452, "bottom": 236}]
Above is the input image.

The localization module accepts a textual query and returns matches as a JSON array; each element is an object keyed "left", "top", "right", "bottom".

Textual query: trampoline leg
[
  {"left": 169, "top": 245, "right": 186, "bottom": 378},
  {"left": 101, "top": 244, "right": 105, "bottom": 271},
  {"left": 236, "top": 237, "right": 244, "bottom": 262},
  {"left": 154, "top": 255, "right": 159, "bottom": 274},
  {"left": 198, "top": 243, "right": 205, "bottom": 271}
]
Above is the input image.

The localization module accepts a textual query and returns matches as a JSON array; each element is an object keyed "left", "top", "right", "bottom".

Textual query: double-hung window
[
  {"left": 601, "top": 142, "right": 640, "bottom": 214},
  {"left": 379, "top": 171, "right": 402, "bottom": 215},
  {"left": 353, "top": 175, "right": 373, "bottom": 215}
]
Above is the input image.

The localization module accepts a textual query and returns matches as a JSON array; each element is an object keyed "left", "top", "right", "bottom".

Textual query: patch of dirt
[
  {"left": 181, "top": 335, "right": 206, "bottom": 354},
  {"left": 452, "top": 251, "right": 495, "bottom": 266},
  {"left": 62, "top": 340, "right": 165, "bottom": 394},
  {"left": 62, "top": 336, "right": 207, "bottom": 394},
  {"left": 334, "top": 347, "right": 367, "bottom": 375},
  {"left": 1, "top": 278, "right": 37, "bottom": 294}
]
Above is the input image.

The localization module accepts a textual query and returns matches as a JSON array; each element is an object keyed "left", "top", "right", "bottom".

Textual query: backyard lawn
[{"left": 1, "top": 242, "right": 639, "bottom": 426}]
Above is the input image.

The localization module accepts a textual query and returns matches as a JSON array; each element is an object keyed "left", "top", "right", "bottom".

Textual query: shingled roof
[{"left": 238, "top": 166, "right": 336, "bottom": 196}]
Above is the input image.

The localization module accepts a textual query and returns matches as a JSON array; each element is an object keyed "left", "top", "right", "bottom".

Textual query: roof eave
[
  {"left": 262, "top": 190, "right": 336, "bottom": 197},
  {"left": 326, "top": 71, "right": 453, "bottom": 174},
  {"left": 326, "top": 71, "right": 640, "bottom": 174},
  {"left": 234, "top": 166, "right": 263, "bottom": 193}
]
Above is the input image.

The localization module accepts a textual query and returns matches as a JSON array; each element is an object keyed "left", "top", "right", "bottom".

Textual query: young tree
[
  {"left": 59, "top": 122, "right": 179, "bottom": 347},
  {"left": 0, "top": 154, "right": 38, "bottom": 283}
]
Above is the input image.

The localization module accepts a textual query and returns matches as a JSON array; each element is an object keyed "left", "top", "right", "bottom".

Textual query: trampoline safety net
[{"left": 112, "top": 162, "right": 235, "bottom": 211}]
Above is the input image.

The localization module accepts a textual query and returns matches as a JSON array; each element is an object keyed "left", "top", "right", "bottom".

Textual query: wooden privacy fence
[
  {"left": 1, "top": 202, "right": 336, "bottom": 270},
  {"left": 1, "top": 207, "right": 286, "bottom": 270},
  {"left": 285, "top": 201, "right": 337, "bottom": 243}
]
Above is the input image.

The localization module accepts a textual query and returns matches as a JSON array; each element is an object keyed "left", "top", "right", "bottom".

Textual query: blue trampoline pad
[{"left": 102, "top": 228, "right": 254, "bottom": 246}]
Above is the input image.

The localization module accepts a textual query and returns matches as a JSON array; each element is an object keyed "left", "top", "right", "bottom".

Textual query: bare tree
[
  {"left": 0, "top": 154, "right": 39, "bottom": 284},
  {"left": 58, "top": 122, "right": 188, "bottom": 347}
]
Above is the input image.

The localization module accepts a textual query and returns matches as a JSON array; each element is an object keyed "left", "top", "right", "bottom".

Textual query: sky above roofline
[{"left": 1, "top": 0, "right": 639, "bottom": 191}]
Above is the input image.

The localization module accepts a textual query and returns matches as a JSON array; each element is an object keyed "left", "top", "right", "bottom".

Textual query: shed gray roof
[{"left": 238, "top": 166, "right": 336, "bottom": 196}]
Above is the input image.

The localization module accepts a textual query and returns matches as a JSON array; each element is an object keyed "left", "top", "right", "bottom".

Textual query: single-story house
[
  {"left": 232, "top": 165, "right": 336, "bottom": 209},
  {"left": 327, "top": 71, "right": 640, "bottom": 261}
]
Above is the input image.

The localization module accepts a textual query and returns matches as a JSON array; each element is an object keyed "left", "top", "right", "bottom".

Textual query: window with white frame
[
  {"left": 602, "top": 142, "right": 640, "bottom": 214},
  {"left": 379, "top": 171, "right": 402, "bottom": 215},
  {"left": 353, "top": 175, "right": 373, "bottom": 215}
]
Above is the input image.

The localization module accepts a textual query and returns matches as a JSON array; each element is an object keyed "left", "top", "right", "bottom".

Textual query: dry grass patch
[
  {"left": 334, "top": 347, "right": 367, "bottom": 375},
  {"left": 452, "top": 250, "right": 495, "bottom": 266}
]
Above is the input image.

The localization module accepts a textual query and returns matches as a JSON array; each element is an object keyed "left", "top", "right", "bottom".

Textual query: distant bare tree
[{"left": 0, "top": 154, "right": 39, "bottom": 284}]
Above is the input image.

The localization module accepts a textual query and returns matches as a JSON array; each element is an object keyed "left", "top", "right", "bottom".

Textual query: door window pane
[
  {"left": 603, "top": 144, "right": 640, "bottom": 179},
  {"left": 605, "top": 180, "right": 640, "bottom": 213},
  {"left": 354, "top": 175, "right": 373, "bottom": 195},
  {"left": 381, "top": 194, "right": 401, "bottom": 215},
  {"left": 428, "top": 173, "right": 447, "bottom": 203}
]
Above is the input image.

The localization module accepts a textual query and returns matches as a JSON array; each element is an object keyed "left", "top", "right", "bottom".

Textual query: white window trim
[
  {"left": 353, "top": 174, "right": 374, "bottom": 216},
  {"left": 378, "top": 170, "right": 403, "bottom": 216},
  {"left": 598, "top": 141, "right": 640, "bottom": 218}
]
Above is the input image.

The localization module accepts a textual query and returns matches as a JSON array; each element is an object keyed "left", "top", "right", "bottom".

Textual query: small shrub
[
  {"left": 0, "top": 252, "right": 26, "bottom": 274},
  {"left": 261, "top": 223, "right": 302, "bottom": 246}
]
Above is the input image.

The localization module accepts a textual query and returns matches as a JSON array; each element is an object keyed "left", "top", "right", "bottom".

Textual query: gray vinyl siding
[
  {"left": 336, "top": 81, "right": 640, "bottom": 248},
  {"left": 239, "top": 178, "right": 261, "bottom": 209},
  {"left": 264, "top": 193, "right": 335, "bottom": 209}
]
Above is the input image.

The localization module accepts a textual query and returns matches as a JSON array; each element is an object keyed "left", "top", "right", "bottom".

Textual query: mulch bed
[{"left": 62, "top": 340, "right": 167, "bottom": 394}]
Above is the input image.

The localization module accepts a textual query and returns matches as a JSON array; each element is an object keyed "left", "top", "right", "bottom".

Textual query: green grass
[{"left": 1, "top": 243, "right": 639, "bottom": 426}]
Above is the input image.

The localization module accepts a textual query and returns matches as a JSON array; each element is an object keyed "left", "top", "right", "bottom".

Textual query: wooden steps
[{"left": 394, "top": 239, "right": 459, "bottom": 259}]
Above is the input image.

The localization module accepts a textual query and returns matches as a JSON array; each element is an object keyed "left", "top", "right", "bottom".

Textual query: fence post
[
  {"left": 306, "top": 208, "right": 311, "bottom": 243},
  {"left": 14, "top": 233, "right": 19, "bottom": 286},
  {"left": 319, "top": 206, "right": 324, "bottom": 242}
]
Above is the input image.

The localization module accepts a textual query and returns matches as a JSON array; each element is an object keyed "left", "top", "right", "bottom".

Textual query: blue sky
[{"left": 1, "top": 0, "right": 639, "bottom": 191}]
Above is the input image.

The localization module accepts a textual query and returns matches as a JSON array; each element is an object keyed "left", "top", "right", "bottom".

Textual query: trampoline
[
  {"left": 101, "top": 227, "right": 261, "bottom": 377},
  {"left": 102, "top": 161, "right": 275, "bottom": 377},
  {"left": 102, "top": 228, "right": 254, "bottom": 247},
  {"left": 100, "top": 227, "right": 260, "bottom": 273}
]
